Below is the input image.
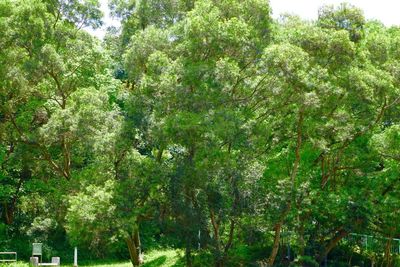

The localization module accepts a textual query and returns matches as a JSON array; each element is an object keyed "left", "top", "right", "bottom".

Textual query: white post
[
  {"left": 74, "top": 247, "right": 78, "bottom": 267},
  {"left": 198, "top": 230, "right": 201, "bottom": 250},
  {"left": 30, "top": 256, "right": 39, "bottom": 267},
  {"left": 51, "top": 257, "right": 60, "bottom": 266}
]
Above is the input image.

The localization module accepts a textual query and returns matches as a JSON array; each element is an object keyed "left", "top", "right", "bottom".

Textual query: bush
[
  {"left": 192, "top": 250, "right": 213, "bottom": 267},
  {"left": 290, "top": 256, "right": 319, "bottom": 267}
]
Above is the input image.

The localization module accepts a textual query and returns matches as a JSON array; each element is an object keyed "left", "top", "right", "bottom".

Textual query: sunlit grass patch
[
  {"left": 142, "top": 249, "right": 184, "bottom": 267},
  {"left": 0, "top": 249, "right": 184, "bottom": 267}
]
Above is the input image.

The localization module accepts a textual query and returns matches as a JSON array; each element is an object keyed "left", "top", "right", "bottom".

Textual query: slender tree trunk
[
  {"left": 212, "top": 218, "right": 235, "bottom": 267},
  {"left": 183, "top": 144, "right": 196, "bottom": 267},
  {"left": 185, "top": 237, "right": 193, "bottom": 267},
  {"left": 3, "top": 173, "right": 25, "bottom": 225},
  {"left": 225, "top": 218, "right": 235, "bottom": 253},
  {"left": 267, "top": 108, "right": 304, "bottom": 266},
  {"left": 297, "top": 214, "right": 306, "bottom": 257},
  {"left": 3, "top": 203, "right": 14, "bottom": 225},
  {"left": 209, "top": 170, "right": 239, "bottom": 267},
  {"left": 134, "top": 228, "right": 141, "bottom": 256},
  {"left": 210, "top": 209, "right": 223, "bottom": 267},
  {"left": 384, "top": 237, "right": 392, "bottom": 267},
  {"left": 268, "top": 221, "right": 283, "bottom": 266},
  {"left": 216, "top": 260, "right": 224, "bottom": 267},
  {"left": 347, "top": 250, "right": 353, "bottom": 267}
]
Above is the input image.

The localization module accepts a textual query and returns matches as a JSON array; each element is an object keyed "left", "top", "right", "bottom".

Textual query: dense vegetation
[{"left": 1, "top": 0, "right": 400, "bottom": 266}]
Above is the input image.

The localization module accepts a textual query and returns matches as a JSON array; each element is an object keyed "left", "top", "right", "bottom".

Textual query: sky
[{"left": 87, "top": 0, "right": 400, "bottom": 39}]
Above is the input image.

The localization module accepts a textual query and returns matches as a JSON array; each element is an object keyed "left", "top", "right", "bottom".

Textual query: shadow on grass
[{"left": 142, "top": 256, "right": 167, "bottom": 267}]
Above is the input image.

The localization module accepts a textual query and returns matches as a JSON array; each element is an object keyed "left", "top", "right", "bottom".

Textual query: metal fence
[{"left": 346, "top": 233, "right": 400, "bottom": 254}]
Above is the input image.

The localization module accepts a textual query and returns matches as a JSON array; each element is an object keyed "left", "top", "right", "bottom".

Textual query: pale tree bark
[{"left": 126, "top": 226, "right": 142, "bottom": 267}]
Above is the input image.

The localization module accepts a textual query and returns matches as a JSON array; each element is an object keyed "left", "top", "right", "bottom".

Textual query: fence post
[{"left": 74, "top": 247, "right": 78, "bottom": 267}]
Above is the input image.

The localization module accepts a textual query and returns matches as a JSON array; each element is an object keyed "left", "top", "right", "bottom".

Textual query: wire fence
[
  {"left": 276, "top": 231, "right": 400, "bottom": 263},
  {"left": 346, "top": 233, "right": 400, "bottom": 254}
]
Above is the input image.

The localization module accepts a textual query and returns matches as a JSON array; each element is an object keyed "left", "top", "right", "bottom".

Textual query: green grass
[
  {"left": 0, "top": 249, "right": 184, "bottom": 267},
  {"left": 0, "top": 263, "right": 27, "bottom": 267},
  {"left": 142, "top": 249, "right": 184, "bottom": 267}
]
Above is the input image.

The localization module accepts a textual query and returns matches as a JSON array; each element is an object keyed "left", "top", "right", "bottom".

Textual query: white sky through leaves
[{"left": 87, "top": 0, "right": 400, "bottom": 39}]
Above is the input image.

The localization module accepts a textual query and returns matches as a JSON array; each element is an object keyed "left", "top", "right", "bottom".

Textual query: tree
[
  {"left": 2, "top": 1, "right": 400, "bottom": 266},
  {"left": 122, "top": 1, "right": 272, "bottom": 265}
]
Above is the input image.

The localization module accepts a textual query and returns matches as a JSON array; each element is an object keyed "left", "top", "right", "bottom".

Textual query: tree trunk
[
  {"left": 215, "top": 260, "right": 224, "bottom": 267},
  {"left": 212, "top": 218, "right": 235, "bottom": 267},
  {"left": 185, "top": 237, "right": 193, "bottom": 267},
  {"left": 3, "top": 173, "right": 25, "bottom": 225},
  {"left": 317, "top": 229, "right": 348, "bottom": 263},
  {"left": 183, "top": 145, "right": 195, "bottom": 267},
  {"left": 126, "top": 237, "right": 139, "bottom": 266},
  {"left": 210, "top": 209, "right": 223, "bottom": 267},
  {"left": 267, "top": 108, "right": 303, "bottom": 266},
  {"left": 126, "top": 227, "right": 142, "bottom": 266},
  {"left": 384, "top": 237, "right": 392, "bottom": 267},
  {"left": 3, "top": 203, "right": 14, "bottom": 225},
  {"left": 297, "top": 214, "right": 305, "bottom": 257},
  {"left": 267, "top": 221, "right": 283, "bottom": 267}
]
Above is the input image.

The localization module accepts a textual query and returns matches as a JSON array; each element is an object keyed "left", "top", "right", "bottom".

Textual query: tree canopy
[{"left": 1, "top": 1, "right": 400, "bottom": 266}]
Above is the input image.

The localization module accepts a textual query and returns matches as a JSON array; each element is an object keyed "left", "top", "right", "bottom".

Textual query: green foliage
[
  {"left": 318, "top": 3, "right": 365, "bottom": 42},
  {"left": 1, "top": 0, "right": 400, "bottom": 266},
  {"left": 66, "top": 180, "right": 116, "bottom": 256},
  {"left": 290, "top": 256, "right": 319, "bottom": 267}
]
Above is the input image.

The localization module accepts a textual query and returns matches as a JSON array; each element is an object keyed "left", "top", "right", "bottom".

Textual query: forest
[{"left": 1, "top": 0, "right": 400, "bottom": 266}]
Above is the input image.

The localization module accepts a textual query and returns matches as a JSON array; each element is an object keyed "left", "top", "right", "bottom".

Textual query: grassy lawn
[
  {"left": 0, "top": 249, "right": 184, "bottom": 267},
  {"left": 141, "top": 249, "right": 184, "bottom": 267}
]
